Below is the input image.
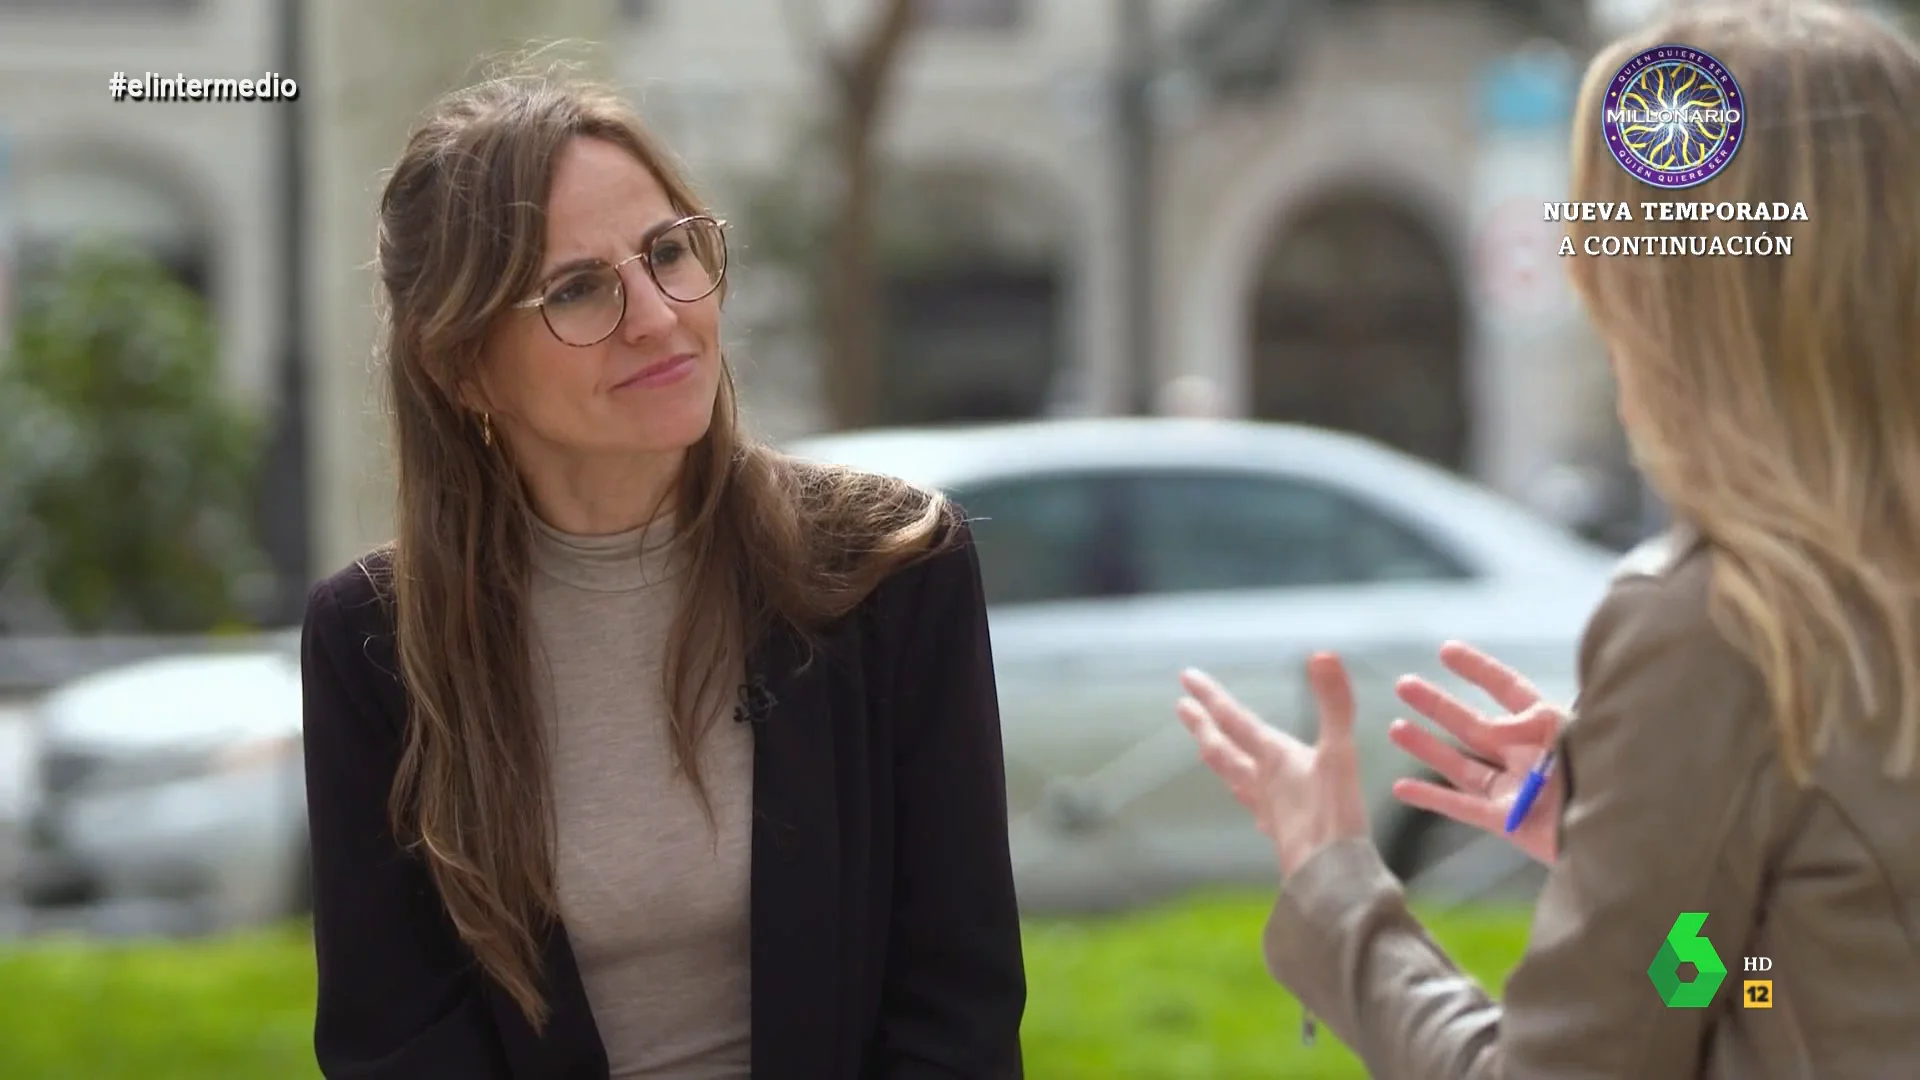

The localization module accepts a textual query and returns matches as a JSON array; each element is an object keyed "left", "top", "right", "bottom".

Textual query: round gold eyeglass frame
[{"left": 511, "top": 214, "right": 729, "bottom": 348}]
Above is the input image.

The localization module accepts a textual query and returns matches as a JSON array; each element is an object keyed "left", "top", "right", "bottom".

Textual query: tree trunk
[{"left": 819, "top": 0, "right": 918, "bottom": 430}]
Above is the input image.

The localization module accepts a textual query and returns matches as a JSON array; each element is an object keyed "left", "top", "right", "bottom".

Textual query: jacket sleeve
[
  {"left": 1260, "top": 569, "right": 1777, "bottom": 1079},
  {"left": 302, "top": 574, "right": 511, "bottom": 1078},
  {"left": 869, "top": 519, "right": 1029, "bottom": 1077}
]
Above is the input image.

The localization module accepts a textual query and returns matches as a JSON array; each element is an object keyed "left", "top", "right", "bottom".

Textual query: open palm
[
  {"left": 1389, "top": 641, "right": 1566, "bottom": 866},
  {"left": 1175, "top": 653, "right": 1371, "bottom": 877}
]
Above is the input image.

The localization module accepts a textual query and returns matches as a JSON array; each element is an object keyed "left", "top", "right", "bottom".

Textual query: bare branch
[
  {"left": 774, "top": 0, "right": 926, "bottom": 428},
  {"left": 840, "top": 0, "right": 919, "bottom": 117}
]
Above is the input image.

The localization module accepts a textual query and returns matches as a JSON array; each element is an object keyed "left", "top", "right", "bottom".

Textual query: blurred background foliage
[{"left": 0, "top": 245, "right": 271, "bottom": 635}]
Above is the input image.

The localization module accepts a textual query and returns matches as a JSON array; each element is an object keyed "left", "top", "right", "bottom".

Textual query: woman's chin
[{"left": 607, "top": 392, "right": 718, "bottom": 455}]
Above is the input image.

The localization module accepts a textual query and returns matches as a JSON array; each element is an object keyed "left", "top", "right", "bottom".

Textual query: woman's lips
[{"left": 614, "top": 353, "right": 697, "bottom": 390}]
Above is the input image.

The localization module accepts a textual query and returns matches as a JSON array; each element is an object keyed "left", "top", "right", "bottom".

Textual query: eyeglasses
[{"left": 513, "top": 214, "right": 728, "bottom": 347}]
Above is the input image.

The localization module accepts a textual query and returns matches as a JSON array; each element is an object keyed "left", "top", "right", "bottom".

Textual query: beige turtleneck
[{"left": 527, "top": 513, "right": 753, "bottom": 1078}]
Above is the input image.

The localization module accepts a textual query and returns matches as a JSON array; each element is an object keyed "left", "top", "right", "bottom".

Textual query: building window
[
  {"left": 881, "top": 267, "right": 1061, "bottom": 423},
  {"left": 918, "top": 0, "right": 1023, "bottom": 31}
]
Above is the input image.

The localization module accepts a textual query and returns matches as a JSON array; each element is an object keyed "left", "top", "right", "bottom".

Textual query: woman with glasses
[
  {"left": 298, "top": 71, "right": 1025, "bottom": 1079},
  {"left": 1177, "top": 1, "right": 1920, "bottom": 1076}
]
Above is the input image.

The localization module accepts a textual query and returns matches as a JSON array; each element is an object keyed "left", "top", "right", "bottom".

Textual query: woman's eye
[
  {"left": 547, "top": 275, "right": 605, "bottom": 306},
  {"left": 652, "top": 240, "right": 688, "bottom": 266}
]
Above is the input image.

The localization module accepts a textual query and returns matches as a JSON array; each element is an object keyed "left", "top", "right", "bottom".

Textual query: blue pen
[{"left": 1504, "top": 749, "right": 1556, "bottom": 833}]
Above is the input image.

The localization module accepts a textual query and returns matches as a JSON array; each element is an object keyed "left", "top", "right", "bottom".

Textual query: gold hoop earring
[{"left": 480, "top": 413, "right": 494, "bottom": 447}]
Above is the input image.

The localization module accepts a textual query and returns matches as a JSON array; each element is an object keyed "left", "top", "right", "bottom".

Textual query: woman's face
[{"left": 472, "top": 135, "right": 724, "bottom": 462}]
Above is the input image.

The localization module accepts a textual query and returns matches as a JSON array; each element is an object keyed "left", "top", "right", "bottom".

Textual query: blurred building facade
[
  {"left": 1, "top": 0, "right": 1652, "bottom": 595},
  {"left": 0, "top": 0, "right": 283, "bottom": 410}
]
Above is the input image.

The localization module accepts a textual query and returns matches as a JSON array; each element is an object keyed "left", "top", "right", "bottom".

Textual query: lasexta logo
[{"left": 1648, "top": 912, "right": 1727, "bottom": 1007}]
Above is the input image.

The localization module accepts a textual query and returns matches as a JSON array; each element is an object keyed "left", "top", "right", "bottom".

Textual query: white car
[
  {"left": 19, "top": 639, "right": 309, "bottom": 932},
  {"left": 789, "top": 418, "right": 1616, "bottom": 911},
  {"left": 17, "top": 418, "right": 1617, "bottom": 930}
]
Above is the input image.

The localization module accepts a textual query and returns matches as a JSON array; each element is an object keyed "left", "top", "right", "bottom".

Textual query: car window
[
  {"left": 951, "top": 474, "right": 1129, "bottom": 606},
  {"left": 1124, "top": 470, "right": 1469, "bottom": 594}
]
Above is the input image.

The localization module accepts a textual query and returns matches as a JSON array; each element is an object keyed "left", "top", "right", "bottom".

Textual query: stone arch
[
  {"left": 1248, "top": 187, "right": 1470, "bottom": 470},
  {"left": 1174, "top": 95, "right": 1469, "bottom": 425}
]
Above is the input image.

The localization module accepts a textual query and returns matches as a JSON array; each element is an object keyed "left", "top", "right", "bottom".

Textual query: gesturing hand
[
  {"left": 1175, "top": 653, "right": 1371, "bottom": 878},
  {"left": 1389, "top": 641, "right": 1567, "bottom": 866}
]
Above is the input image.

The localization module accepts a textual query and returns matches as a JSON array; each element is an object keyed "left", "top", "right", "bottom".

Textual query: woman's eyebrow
[
  {"left": 539, "top": 254, "right": 605, "bottom": 282},
  {"left": 535, "top": 215, "right": 685, "bottom": 282}
]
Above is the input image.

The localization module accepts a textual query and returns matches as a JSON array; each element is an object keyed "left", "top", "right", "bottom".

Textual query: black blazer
[{"left": 298, "top": 519, "right": 1027, "bottom": 1078}]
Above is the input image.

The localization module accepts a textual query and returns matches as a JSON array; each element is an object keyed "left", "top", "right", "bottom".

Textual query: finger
[
  {"left": 1395, "top": 675, "right": 1508, "bottom": 762},
  {"left": 1439, "top": 640, "right": 1543, "bottom": 714},
  {"left": 1510, "top": 701, "right": 1565, "bottom": 739},
  {"left": 1390, "top": 668, "right": 1536, "bottom": 760},
  {"left": 1306, "top": 652, "right": 1356, "bottom": 745},
  {"left": 1177, "top": 697, "right": 1260, "bottom": 789},
  {"left": 1391, "top": 777, "right": 1506, "bottom": 835},
  {"left": 1178, "top": 698, "right": 1266, "bottom": 801},
  {"left": 1179, "top": 668, "right": 1283, "bottom": 763},
  {"left": 1387, "top": 718, "right": 1501, "bottom": 795}
]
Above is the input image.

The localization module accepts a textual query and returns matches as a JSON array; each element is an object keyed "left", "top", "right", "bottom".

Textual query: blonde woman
[{"left": 1175, "top": 3, "right": 1920, "bottom": 1076}]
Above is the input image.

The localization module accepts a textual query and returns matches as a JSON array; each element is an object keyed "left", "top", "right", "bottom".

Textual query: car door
[
  {"left": 1087, "top": 467, "right": 1491, "bottom": 888},
  {"left": 949, "top": 471, "right": 1155, "bottom": 908}
]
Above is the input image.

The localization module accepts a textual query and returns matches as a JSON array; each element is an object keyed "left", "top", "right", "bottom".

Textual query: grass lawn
[
  {"left": 0, "top": 892, "right": 1531, "bottom": 1079},
  {"left": 1023, "top": 892, "right": 1531, "bottom": 1079}
]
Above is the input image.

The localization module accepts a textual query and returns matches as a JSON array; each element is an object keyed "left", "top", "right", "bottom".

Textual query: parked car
[
  {"left": 20, "top": 636, "right": 308, "bottom": 932},
  {"left": 20, "top": 418, "right": 1617, "bottom": 930},
  {"left": 787, "top": 418, "right": 1616, "bottom": 910}
]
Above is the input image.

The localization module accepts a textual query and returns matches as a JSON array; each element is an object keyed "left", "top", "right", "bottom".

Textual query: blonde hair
[{"left": 1565, "top": 0, "right": 1920, "bottom": 783}]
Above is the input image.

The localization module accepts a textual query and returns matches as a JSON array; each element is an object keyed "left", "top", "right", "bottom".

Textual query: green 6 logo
[{"left": 1648, "top": 912, "right": 1727, "bottom": 1008}]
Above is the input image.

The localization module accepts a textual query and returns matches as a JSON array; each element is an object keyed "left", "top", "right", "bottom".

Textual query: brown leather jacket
[{"left": 1262, "top": 528, "right": 1920, "bottom": 1078}]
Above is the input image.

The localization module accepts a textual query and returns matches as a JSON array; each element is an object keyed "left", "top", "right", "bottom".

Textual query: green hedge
[{"left": 0, "top": 893, "right": 1531, "bottom": 1079}]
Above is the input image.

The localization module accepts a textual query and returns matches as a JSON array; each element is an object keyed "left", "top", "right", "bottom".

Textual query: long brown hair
[
  {"left": 370, "top": 69, "right": 953, "bottom": 1029},
  {"left": 1565, "top": 1, "right": 1920, "bottom": 782}
]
